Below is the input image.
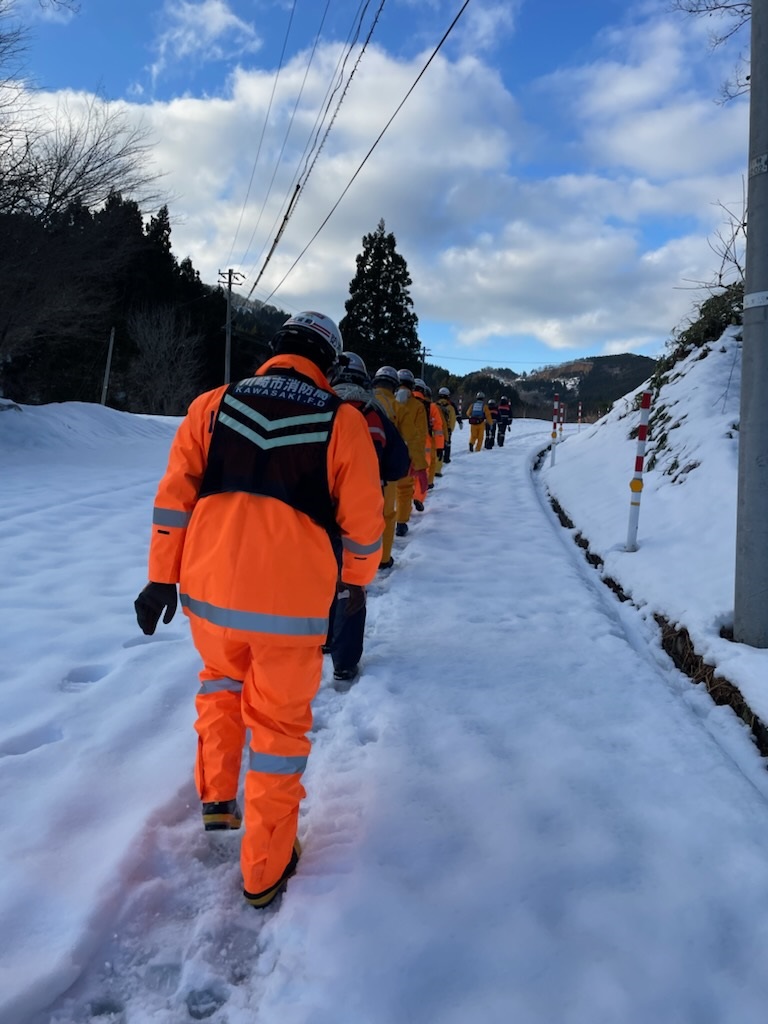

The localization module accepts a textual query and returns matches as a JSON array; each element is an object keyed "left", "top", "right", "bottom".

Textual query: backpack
[{"left": 468, "top": 399, "right": 485, "bottom": 425}]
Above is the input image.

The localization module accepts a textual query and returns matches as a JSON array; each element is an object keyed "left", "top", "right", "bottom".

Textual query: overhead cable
[
  {"left": 240, "top": 0, "right": 371, "bottom": 278},
  {"left": 257, "top": 0, "right": 474, "bottom": 306},
  {"left": 246, "top": 0, "right": 388, "bottom": 298},
  {"left": 224, "top": 0, "right": 298, "bottom": 267},
  {"left": 236, "top": 0, "right": 333, "bottom": 270}
]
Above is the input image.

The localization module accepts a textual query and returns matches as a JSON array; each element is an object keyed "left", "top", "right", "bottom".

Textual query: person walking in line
[
  {"left": 425, "top": 384, "right": 446, "bottom": 486},
  {"left": 372, "top": 365, "right": 424, "bottom": 569},
  {"left": 413, "top": 379, "right": 444, "bottom": 498},
  {"left": 436, "top": 386, "right": 461, "bottom": 466},
  {"left": 485, "top": 399, "right": 499, "bottom": 449},
  {"left": 466, "top": 391, "right": 492, "bottom": 452},
  {"left": 326, "top": 353, "right": 409, "bottom": 686},
  {"left": 497, "top": 395, "right": 513, "bottom": 447},
  {"left": 134, "top": 311, "right": 383, "bottom": 909},
  {"left": 394, "top": 369, "right": 429, "bottom": 535}
]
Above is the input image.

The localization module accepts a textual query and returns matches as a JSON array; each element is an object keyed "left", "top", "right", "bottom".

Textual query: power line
[
  {"left": 245, "top": 0, "right": 388, "bottom": 298},
  {"left": 236, "top": 0, "right": 334, "bottom": 270},
  {"left": 224, "top": 0, "right": 299, "bottom": 267},
  {"left": 257, "top": 0, "right": 475, "bottom": 306},
  {"left": 427, "top": 353, "right": 567, "bottom": 366},
  {"left": 240, "top": 1, "right": 376, "bottom": 279}
]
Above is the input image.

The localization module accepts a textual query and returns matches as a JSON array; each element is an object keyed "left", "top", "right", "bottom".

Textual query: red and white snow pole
[
  {"left": 626, "top": 390, "right": 652, "bottom": 552},
  {"left": 577, "top": 401, "right": 582, "bottom": 432},
  {"left": 559, "top": 402, "right": 565, "bottom": 439},
  {"left": 550, "top": 393, "right": 560, "bottom": 467}
]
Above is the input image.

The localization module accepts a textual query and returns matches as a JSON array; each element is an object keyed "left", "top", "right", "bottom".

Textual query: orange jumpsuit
[
  {"left": 411, "top": 389, "right": 439, "bottom": 502},
  {"left": 146, "top": 353, "right": 383, "bottom": 896},
  {"left": 426, "top": 400, "right": 445, "bottom": 486},
  {"left": 393, "top": 389, "right": 430, "bottom": 526}
]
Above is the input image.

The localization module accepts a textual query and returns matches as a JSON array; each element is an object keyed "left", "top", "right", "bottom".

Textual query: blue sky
[{"left": 14, "top": 0, "right": 751, "bottom": 374}]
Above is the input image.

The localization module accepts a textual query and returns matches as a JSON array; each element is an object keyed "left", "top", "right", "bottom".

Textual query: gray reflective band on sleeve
[
  {"left": 342, "top": 535, "right": 383, "bottom": 555},
  {"left": 153, "top": 507, "right": 192, "bottom": 528},
  {"left": 198, "top": 677, "right": 243, "bottom": 695},
  {"left": 248, "top": 749, "right": 308, "bottom": 775},
  {"left": 180, "top": 593, "right": 328, "bottom": 636}
]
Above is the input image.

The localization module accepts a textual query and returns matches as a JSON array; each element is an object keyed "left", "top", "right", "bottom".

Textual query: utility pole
[
  {"left": 219, "top": 268, "right": 246, "bottom": 383},
  {"left": 735, "top": 1, "right": 768, "bottom": 647},
  {"left": 420, "top": 345, "right": 430, "bottom": 378},
  {"left": 100, "top": 326, "right": 115, "bottom": 406}
]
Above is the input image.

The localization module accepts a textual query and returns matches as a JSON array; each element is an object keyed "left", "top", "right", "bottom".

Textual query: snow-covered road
[{"left": 4, "top": 402, "right": 768, "bottom": 1024}]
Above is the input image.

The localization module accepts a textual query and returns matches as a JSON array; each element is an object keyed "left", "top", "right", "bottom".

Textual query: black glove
[
  {"left": 436, "top": 449, "right": 444, "bottom": 462},
  {"left": 458, "top": 420, "right": 464, "bottom": 430},
  {"left": 336, "top": 581, "right": 366, "bottom": 618},
  {"left": 135, "top": 582, "right": 178, "bottom": 635}
]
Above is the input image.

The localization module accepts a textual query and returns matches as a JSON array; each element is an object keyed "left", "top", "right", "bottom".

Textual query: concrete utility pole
[
  {"left": 735, "top": 1, "right": 768, "bottom": 647},
  {"left": 219, "top": 268, "right": 246, "bottom": 383}
]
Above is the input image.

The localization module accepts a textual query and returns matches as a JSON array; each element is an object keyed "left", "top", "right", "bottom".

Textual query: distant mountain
[{"left": 446, "top": 353, "right": 657, "bottom": 420}]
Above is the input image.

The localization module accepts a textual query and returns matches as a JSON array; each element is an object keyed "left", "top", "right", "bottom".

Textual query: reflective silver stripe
[
  {"left": 181, "top": 593, "right": 327, "bottom": 636},
  {"left": 224, "top": 393, "right": 334, "bottom": 431},
  {"left": 342, "top": 535, "right": 382, "bottom": 555},
  {"left": 153, "top": 507, "right": 191, "bottom": 527},
  {"left": 219, "top": 412, "right": 330, "bottom": 450},
  {"left": 249, "top": 749, "right": 308, "bottom": 775},
  {"left": 198, "top": 677, "right": 243, "bottom": 695}
]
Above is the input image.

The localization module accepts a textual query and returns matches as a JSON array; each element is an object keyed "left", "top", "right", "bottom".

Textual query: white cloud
[
  {"left": 540, "top": 13, "right": 749, "bottom": 179},
  {"left": 20, "top": 5, "right": 751, "bottom": 364},
  {"left": 456, "top": 1, "right": 520, "bottom": 54},
  {"left": 149, "top": 0, "right": 262, "bottom": 87}
]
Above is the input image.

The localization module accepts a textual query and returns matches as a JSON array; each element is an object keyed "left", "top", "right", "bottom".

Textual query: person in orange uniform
[
  {"left": 393, "top": 369, "right": 429, "bottom": 535},
  {"left": 436, "top": 386, "right": 461, "bottom": 465},
  {"left": 372, "top": 365, "right": 424, "bottom": 568},
  {"left": 411, "top": 379, "right": 431, "bottom": 508},
  {"left": 134, "top": 311, "right": 383, "bottom": 909},
  {"left": 325, "top": 352, "right": 408, "bottom": 684},
  {"left": 466, "top": 391, "right": 492, "bottom": 452},
  {"left": 419, "top": 382, "right": 445, "bottom": 488}
]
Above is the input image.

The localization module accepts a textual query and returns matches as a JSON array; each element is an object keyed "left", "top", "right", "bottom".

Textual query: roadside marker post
[
  {"left": 550, "top": 393, "right": 560, "bottom": 467},
  {"left": 625, "top": 391, "right": 652, "bottom": 552}
]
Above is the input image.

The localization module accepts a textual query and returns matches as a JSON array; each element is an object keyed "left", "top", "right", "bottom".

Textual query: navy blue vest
[{"left": 198, "top": 368, "right": 342, "bottom": 535}]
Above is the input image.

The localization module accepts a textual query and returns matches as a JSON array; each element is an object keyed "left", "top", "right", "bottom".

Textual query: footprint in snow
[
  {"left": 59, "top": 663, "right": 110, "bottom": 692},
  {"left": 0, "top": 724, "right": 64, "bottom": 758}
]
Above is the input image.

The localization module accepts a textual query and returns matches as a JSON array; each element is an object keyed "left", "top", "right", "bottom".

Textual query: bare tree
[
  {"left": 707, "top": 194, "right": 747, "bottom": 286},
  {"left": 21, "top": 96, "right": 164, "bottom": 220},
  {"left": 0, "top": 0, "right": 164, "bottom": 219},
  {"left": 669, "top": 0, "right": 752, "bottom": 98},
  {"left": 126, "top": 306, "right": 203, "bottom": 415}
]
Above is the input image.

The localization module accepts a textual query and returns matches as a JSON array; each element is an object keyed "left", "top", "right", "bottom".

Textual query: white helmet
[
  {"left": 272, "top": 311, "right": 343, "bottom": 364},
  {"left": 330, "top": 351, "right": 369, "bottom": 388},
  {"left": 373, "top": 365, "right": 399, "bottom": 388},
  {"left": 414, "top": 378, "right": 427, "bottom": 391},
  {"left": 476, "top": 391, "right": 485, "bottom": 399},
  {"left": 438, "top": 387, "right": 450, "bottom": 397}
]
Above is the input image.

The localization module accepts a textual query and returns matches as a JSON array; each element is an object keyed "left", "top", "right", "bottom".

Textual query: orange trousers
[
  {"left": 189, "top": 616, "right": 323, "bottom": 895},
  {"left": 381, "top": 480, "right": 397, "bottom": 562}
]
